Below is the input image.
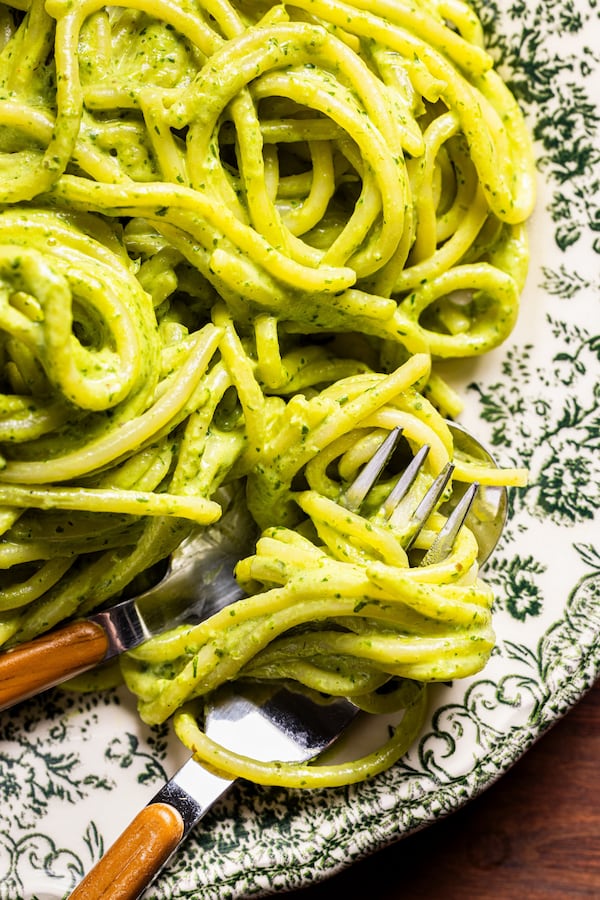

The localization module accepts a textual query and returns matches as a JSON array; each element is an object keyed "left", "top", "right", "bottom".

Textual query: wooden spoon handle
[
  {"left": 0, "top": 620, "right": 109, "bottom": 710},
  {"left": 69, "top": 802, "right": 184, "bottom": 900}
]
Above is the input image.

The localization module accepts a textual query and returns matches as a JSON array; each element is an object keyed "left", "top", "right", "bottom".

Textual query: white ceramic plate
[{"left": 1, "top": 1, "right": 599, "bottom": 898}]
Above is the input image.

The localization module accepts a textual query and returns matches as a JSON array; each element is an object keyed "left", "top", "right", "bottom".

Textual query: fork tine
[
  {"left": 403, "top": 461, "right": 455, "bottom": 549},
  {"left": 379, "top": 442, "right": 430, "bottom": 519},
  {"left": 339, "top": 426, "right": 403, "bottom": 512},
  {"left": 419, "top": 481, "right": 479, "bottom": 566},
  {"left": 339, "top": 432, "right": 467, "bottom": 563}
]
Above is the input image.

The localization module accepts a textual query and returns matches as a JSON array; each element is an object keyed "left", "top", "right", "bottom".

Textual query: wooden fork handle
[
  {"left": 69, "top": 802, "right": 184, "bottom": 900},
  {"left": 0, "top": 620, "right": 109, "bottom": 711}
]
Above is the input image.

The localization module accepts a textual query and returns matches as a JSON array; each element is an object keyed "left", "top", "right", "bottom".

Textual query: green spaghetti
[{"left": 0, "top": 0, "right": 534, "bottom": 787}]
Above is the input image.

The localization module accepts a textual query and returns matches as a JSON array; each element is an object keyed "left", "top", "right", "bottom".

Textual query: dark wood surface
[{"left": 285, "top": 679, "right": 600, "bottom": 899}]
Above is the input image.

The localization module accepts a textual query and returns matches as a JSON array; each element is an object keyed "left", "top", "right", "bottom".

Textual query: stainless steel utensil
[{"left": 70, "top": 684, "right": 358, "bottom": 900}]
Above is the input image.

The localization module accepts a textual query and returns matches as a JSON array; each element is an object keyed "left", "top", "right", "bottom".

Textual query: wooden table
[{"left": 285, "top": 679, "right": 600, "bottom": 899}]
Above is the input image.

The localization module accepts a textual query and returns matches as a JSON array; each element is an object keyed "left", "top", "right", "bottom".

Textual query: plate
[{"left": 1, "top": 1, "right": 599, "bottom": 898}]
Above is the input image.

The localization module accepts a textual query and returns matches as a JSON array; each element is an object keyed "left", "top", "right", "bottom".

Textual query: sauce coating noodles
[{"left": 0, "top": 0, "right": 534, "bottom": 786}]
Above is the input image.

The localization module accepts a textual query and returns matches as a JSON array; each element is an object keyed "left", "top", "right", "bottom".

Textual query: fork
[
  {"left": 68, "top": 423, "right": 499, "bottom": 899},
  {"left": 0, "top": 421, "right": 495, "bottom": 712}
]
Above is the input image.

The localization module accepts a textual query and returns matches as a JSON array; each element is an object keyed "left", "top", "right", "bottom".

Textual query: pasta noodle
[{"left": 0, "top": 0, "right": 534, "bottom": 786}]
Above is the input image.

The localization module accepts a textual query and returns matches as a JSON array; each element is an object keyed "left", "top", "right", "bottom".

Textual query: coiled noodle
[{"left": 0, "top": 0, "right": 534, "bottom": 786}]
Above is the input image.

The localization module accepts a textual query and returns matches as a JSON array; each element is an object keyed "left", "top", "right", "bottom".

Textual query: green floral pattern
[{"left": 1, "top": 1, "right": 599, "bottom": 897}]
